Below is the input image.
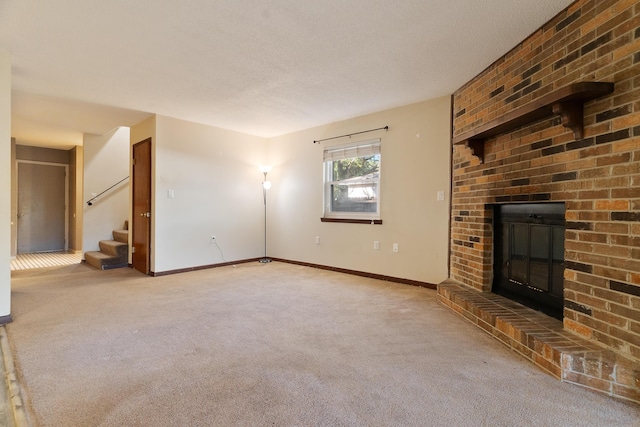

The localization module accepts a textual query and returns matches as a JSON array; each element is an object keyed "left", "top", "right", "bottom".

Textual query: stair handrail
[{"left": 86, "top": 176, "right": 130, "bottom": 206}]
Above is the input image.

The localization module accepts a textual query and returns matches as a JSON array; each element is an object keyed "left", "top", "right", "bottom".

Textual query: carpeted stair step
[
  {"left": 84, "top": 222, "right": 129, "bottom": 270},
  {"left": 84, "top": 250, "right": 128, "bottom": 270},
  {"left": 99, "top": 240, "right": 128, "bottom": 258},
  {"left": 113, "top": 229, "right": 128, "bottom": 244}
]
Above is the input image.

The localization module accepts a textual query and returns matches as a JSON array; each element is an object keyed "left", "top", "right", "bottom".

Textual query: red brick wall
[{"left": 451, "top": 0, "right": 640, "bottom": 361}]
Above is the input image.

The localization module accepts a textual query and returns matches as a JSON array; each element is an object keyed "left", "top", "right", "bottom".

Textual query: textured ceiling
[{"left": 0, "top": 0, "right": 574, "bottom": 148}]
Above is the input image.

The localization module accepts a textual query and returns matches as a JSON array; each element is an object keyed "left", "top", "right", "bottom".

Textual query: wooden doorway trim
[{"left": 132, "top": 138, "right": 152, "bottom": 274}]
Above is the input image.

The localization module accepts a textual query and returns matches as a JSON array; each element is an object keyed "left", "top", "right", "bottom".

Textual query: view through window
[{"left": 323, "top": 139, "right": 381, "bottom": 220}]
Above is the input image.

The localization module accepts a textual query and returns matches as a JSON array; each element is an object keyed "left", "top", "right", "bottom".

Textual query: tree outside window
[{"left": 323, "top": 140, "right": 381, "bottom": 219}]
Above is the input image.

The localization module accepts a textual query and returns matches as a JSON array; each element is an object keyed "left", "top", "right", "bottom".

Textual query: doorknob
[{"left": 140, "top": 212, "right": 150, "bottom": 217}]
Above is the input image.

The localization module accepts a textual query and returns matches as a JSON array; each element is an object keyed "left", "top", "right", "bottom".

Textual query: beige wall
[
  {"left": 130, "top": 114, "right": 156, "bottom": 148},
  {"left": 83, "top": 127, "right": 130, "bottom": 254},
  {"left": 131, "top": 115, "right": 268, "bottom": 273},
  {"left": 10, "top": 138, "right": 16, "bottom": 256},
  {"left": 268, "top": 97, "right": 452, "bottom": 284},
  {"left": 127, "top": 98, "right": 451, "bottom": 282},
  {"left": 1, "top": 51, "right": 11, "bottom": 320},
  {"left": 15, "top": 145, "right": 70, "bottom": 163},
  {"left": 68, "top": 146, "right": 83, "bottom": 251}
]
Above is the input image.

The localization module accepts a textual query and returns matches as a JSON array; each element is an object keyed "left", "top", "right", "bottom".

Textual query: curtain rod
[{"left": 313, "top": 126, "right": 388, "bottom": 144}]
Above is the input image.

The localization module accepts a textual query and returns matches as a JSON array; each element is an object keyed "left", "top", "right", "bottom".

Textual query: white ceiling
[{"left": 0, "top": 0, "right": 574, "bottom": 149}]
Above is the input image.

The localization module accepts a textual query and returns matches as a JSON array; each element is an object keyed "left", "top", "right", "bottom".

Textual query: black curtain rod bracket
[{"left": 313, "top": 125, "right": 388, "bottom": 144}]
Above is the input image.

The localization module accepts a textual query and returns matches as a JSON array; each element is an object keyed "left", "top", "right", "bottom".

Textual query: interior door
[
  {"left": 17, "top": 162, "right": 67, "bottom": 253},
  {"left": 132, "top": 138, "right": 152, "bottom": 274}
]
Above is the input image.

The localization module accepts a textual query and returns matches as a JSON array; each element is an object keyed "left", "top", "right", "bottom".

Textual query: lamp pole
[{"left": 259, "top": 166, "right": 272, "bottom": 263}]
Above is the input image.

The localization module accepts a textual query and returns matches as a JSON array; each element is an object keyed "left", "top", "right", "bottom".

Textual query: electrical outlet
[
  {"left": 373, "top": 240, "right": 379, "bottom": 250},
  {"left": 315, "top": 236, "right": 320, "bottom": 245},
  {"left": 393, "top": 243, "right": 399, "bottom": 253}
]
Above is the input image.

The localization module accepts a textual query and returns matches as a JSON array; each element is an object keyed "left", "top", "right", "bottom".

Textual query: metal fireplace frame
[{"left": 493, "top": 203, "right": 565, "bottom": 319}]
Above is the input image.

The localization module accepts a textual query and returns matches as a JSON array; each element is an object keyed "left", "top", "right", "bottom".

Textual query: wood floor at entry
[{"left": 10, "top": 252, "right": 82, "bottom": 271}]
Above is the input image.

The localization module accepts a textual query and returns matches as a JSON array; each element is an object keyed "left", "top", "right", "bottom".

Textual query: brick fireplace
[{"left": 438, "top": 0, "right": 640, "bottom": 403}]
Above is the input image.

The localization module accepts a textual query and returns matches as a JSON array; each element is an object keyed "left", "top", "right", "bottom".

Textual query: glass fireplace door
[{"left": 494, "top": 203, "right": 565, "bottom": 319}]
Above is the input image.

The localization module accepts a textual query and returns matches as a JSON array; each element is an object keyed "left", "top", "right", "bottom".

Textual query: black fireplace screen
[{"left": 493, "top": 203, "right": 565, "bottom": 319}]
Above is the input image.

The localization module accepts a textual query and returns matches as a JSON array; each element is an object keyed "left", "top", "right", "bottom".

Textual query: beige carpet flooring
[{"left": 6, "top": 262, "right": 639, "bottom": 426}]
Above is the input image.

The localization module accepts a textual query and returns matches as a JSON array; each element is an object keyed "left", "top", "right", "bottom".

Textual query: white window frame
[{"left": 323, "top": 139, "right": 381, "bottom": 221}]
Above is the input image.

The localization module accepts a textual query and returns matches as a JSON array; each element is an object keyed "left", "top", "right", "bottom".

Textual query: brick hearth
[{"left": 438, "top": 280, "right": 639, "bottom": 404}]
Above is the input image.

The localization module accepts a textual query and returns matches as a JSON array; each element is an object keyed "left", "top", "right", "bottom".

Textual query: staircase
[{"left": 85, "top": 223, "right": 129, "bottom": 270}]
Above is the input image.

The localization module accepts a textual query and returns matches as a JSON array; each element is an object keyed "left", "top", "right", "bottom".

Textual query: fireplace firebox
[{"left": 493, "top": 203, "right": 565, "bottom": 319}]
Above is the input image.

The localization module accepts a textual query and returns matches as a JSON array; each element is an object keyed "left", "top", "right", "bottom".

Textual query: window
[{"left": 323, "top": 139, "right": 381, "bottom": 222}]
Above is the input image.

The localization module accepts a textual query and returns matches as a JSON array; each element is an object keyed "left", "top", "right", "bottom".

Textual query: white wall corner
[{"left": 0, "top": 51, "right": 12, "bottom": 319}]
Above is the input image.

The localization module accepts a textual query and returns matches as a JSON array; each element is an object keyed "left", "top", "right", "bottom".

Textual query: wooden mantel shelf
[{"left": 452, "top": 82, "right": 614, "bottom": 162}]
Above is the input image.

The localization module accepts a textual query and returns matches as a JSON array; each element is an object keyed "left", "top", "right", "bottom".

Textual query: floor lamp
[{"left": 259, "top": 165, "right": 272, "bottom": 263}]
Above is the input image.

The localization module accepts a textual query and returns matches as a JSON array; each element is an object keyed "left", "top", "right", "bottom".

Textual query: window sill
[{"left": 321, "top": 217, "right": 383, "bottom": 225}]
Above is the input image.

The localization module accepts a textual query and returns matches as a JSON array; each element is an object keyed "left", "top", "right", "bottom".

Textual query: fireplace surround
[{"left": 441, "top": 0, "right": 640, "bottom": 403}]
